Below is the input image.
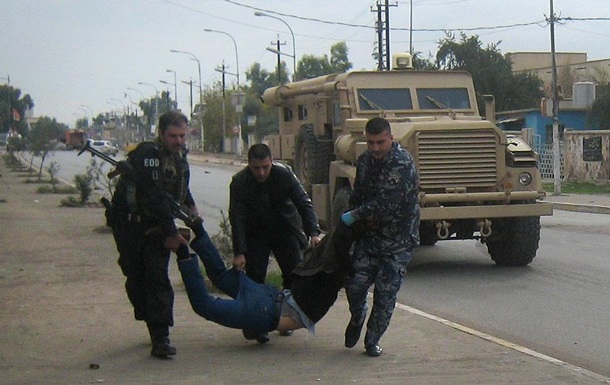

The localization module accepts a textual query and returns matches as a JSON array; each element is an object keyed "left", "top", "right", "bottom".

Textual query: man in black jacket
[{"left": 229, "top": 143, "right": 322, "bottom": 335}]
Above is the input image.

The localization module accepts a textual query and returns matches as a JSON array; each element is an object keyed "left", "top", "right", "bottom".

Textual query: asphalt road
[{"left": 401, "top": 211, "right": 610, "bottom": 376}]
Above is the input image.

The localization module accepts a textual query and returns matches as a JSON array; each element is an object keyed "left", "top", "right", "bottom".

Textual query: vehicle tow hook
[
  {"left": 436, "top": 221, "right": 451, "bottom": 240},
  {"left": 478, "top": 219, "right": 492, "bottom": 238}
]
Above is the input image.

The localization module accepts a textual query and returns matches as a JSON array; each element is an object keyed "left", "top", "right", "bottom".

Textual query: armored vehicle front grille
[{"left": 416, "top": 130, "right": 498, "bottom": 190}]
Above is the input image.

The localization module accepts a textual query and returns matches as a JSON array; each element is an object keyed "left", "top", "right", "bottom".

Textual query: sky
[{"left": 2, "top": 0, "right": 609, "bottom": 126}]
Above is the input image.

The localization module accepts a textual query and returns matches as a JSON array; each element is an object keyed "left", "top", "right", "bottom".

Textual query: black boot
[{"left": 147, "top": 323, "right": 176, "bottom": 358}]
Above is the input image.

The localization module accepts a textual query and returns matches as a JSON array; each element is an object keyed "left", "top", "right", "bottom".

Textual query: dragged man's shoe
[
  {"left": 243, "top": 329, "right": 270, "bottom": 344},
  {"left": 151, "top": 338, "right": 177, "bottom": 358},
  {"left": 242, "top": 329, "right": 257, "bottom": 340},
  {"left": 279, "top": 330, "right": 293, "bottom": 336},
  {"left": 256, "top": 332, "right": 270, "bottom": 344},
  {"left": 365, "top": 344, "right": 383, "bottom": 357},
  {"left": 344, "top": 322, "right": 363, "bottom": 348}
]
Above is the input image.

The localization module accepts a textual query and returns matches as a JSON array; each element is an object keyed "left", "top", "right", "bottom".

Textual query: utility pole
[
  {"left": 214, "top": 62, "right": 229, "bottom": 153},
  {"left": 549, "top": 0, "right": 562, "bottom": 195},
  {"left": 372, "top": 0, "right": 397, "bottom": 70},
  {"left": 270, "top": 35, "right": 286, "bottom": 84}
]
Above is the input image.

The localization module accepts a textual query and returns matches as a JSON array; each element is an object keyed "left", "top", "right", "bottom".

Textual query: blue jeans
[{"left": 178, "top": 229, "right": 281, "bottom": 333}]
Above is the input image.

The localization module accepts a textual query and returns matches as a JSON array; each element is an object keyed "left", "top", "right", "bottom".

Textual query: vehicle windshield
[
  {"left": 416, "top": 88, "right": 470, "bottom": 110},
  {"left": 357, "top": 88, "right": 413, "bottom": 111}
]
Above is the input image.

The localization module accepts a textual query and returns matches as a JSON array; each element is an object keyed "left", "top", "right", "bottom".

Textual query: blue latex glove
[{"left": 340, "top": 211, "right": 355, "bottom": 227}]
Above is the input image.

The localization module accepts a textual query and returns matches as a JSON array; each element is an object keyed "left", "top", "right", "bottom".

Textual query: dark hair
[
  {"left": 365, "top": 117, "right": 391, "bottom": 135},
  {"left": 248, "top": 143, "right": 272, "bottom": 162},
  {"left": 158, "top": 110, "right": 188, "bottom": 134}
]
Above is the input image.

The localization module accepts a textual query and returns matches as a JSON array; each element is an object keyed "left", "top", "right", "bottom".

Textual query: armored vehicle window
[
  {"left": 298, "top": 105, "right": 308, "bottom": 120},
  {"left": 283, "top": 107, "right": 293, "bottom": 122},
  {"left": 357, "top": 88, "right": 413, "bottom": 111},
  {"left": 417, "top": 88, "right": 470, "bottom": 110}
]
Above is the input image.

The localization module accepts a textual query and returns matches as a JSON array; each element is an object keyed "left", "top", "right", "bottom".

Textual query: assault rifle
[{"left": 78, "top": 141, "right": 202, "bottom": 228}]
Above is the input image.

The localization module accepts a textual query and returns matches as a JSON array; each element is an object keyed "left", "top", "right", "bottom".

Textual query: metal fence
[{"left": 537, "top": 143, "right": 564, "bottom": 179}]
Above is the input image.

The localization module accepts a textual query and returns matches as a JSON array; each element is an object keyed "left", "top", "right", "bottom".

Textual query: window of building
[
  {"left": 545, "top": 124, "right": 565, "bottom": 144},
  {"left": 283, "top": 107, "right": 293, "bottom": 122},
  {"left": 298, "top": 105, "right": 308, "bottom": 120}
]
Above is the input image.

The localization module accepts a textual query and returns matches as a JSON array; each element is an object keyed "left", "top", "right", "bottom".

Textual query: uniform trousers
[
  {"left": 344, "top": 242, "right": 412, "bottom": 347},
  {"left": 112, "top": 217, "right": 174, "bottom": 327}
]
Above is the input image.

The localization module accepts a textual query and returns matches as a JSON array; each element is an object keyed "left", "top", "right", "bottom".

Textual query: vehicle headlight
[{"left": 518, "top": 172, "right": 532, "bottom": 186}]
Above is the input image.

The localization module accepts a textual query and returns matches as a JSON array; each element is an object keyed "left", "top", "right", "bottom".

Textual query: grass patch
[
  {"left": 24, "top": 178, "right": 53, "bottom": 184},
  {"left": 543, "top": 181, "right": 610, "bottom": 195},
  {"left": 264, "top": 270, "right": 283, "bottom": 289},
  {"left": 37, "top": 185, "right": 78, "bottom": 194}
]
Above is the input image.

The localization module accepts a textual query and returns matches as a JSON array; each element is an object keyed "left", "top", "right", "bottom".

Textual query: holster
[{"left": 101, "top": 197, "right": 115, "bottom": 227}]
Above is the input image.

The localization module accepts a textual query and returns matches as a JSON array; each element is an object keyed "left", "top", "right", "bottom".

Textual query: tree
[
  {"left": 296, "top": 55, "right": 332, "bottom": 80},
  {"left": 244, "top": 63, "right": 285, "bottom": 139},
  {"left": 587, "top": 86, "right": 610, "bottom": 130},
  {"left": 246, "top": 63, "right": 279, "bottom": 96},
  {"left": 412, "top": 52, "right": 438, "bottom": 70},
  {"left": 28, "top": 116, "right": 67, "bottom": 180},
  {"left": 435, "top": 33, "right": 543, "bottom": 112},
  {"left": 75, "top": 117, "right": 89, "bottom": 129},
  {"left": 329, "top": 42, "right": 352, "bottom": 73},
  {"left": 295, "top": 42, "right": 353, "bottom": 80},
  {"left": 0, "top": 84, "right": 34, "bottom": 136}
]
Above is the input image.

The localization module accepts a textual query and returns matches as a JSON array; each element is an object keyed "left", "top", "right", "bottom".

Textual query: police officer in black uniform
[{"left": 110, "top": 110, "right": 199, "bottom": 358}]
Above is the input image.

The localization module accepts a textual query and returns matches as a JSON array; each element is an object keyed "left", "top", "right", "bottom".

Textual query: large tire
[
  {"left": 486, "top": 216, "right": 541, "bottom": 266},
  {"left": 331, "top": 187, "right": 351, "bottom": 230},
  {"left": 294, "top": 125, "right": 334, "bottom": 193}
]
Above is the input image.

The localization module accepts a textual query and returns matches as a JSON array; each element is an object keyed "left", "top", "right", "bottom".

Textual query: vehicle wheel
[
  {"left": 418, "top": 221, "right": 438, "bottom": 246},
  {"left": 331, "top": 187, "right": 351, "bottom": 230},
  {"left": 294, "top": 124, "right": 334, "bottom": 192},
  {"left": 486, "top": 216, "right": 541, "bottom": 266}
]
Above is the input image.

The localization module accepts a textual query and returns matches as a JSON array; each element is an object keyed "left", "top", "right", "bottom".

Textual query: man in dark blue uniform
[
  {"left": 110, "top": 110, "right": 199, "bottom": 358},
  {"left": 340, "top": 117, "right": 420, "bottom": 357}
]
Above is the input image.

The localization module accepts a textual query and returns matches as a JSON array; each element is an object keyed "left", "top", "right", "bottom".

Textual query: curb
[{"left": 551, "top": 202, "right": 610, "bottom": 215}]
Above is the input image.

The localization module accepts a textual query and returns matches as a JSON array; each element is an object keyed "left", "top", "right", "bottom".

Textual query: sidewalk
[
  {"left": 544, "top": 192, "right": 610, "bottom": 215},
  {"left": 1, "top": 153, "right": 609, "bottom": 385}
]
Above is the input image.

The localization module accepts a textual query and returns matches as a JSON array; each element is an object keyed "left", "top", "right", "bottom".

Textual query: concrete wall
[
  {"left": 563, "top": 130, "right": 610, "bottom": 182},
  {"left": 507, "top": 52, "right": 587, "bottom": 72}
]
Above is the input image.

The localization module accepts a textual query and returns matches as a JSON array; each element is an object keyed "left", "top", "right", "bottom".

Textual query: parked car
[{"left": 89, "top": 140, "right": 118, "bottom": 156}]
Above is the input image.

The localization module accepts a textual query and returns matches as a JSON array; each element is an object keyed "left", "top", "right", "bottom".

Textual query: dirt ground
[{"left": 2, "top": 151, "right": 608, "bottom": 385}]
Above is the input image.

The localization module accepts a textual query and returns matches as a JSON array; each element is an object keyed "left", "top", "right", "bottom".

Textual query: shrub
[{"left": 73, "top": 173, "right": 94, "bottom": 204}]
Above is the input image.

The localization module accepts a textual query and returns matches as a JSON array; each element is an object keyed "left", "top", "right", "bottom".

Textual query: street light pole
[
  {"left": 181, "top": 79, "right": 194, "bottom": 122},
  {"left": 127, "top": 87, "right": 145, "bottom": 141},
  {"left": 255, "top": 11, "right": 296, "bottom": 80},
  {"left": 127, "top": 87, "right": 144, "bottom": 100},
  {"left": 138, "top": 82, "right": 160, "bottom": 137},
  {"left": 170, "top": 49, "right": 204, "bottom": 151},
  {"left": 204, "top": 28, "right": 242, "bottom": 153},
  {"left": 203, "top": 29, "right": 240, "bottom": 89},
  {"left": 79, "top": 104, "right": 94, "bottom": 124},
  {"left": 159, "top": 80, "right": 175, "bottom": 110},
  {"left": 110, "top": 98, "right": 127, "bottom": 130},
  {"left": 166, "top": 69, "right": 178, "bottom": 109}
]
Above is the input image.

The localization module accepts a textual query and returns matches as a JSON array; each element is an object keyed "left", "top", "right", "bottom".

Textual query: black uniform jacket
[{"left": 229, "top": 162, "right": 320, "bottom": 256}]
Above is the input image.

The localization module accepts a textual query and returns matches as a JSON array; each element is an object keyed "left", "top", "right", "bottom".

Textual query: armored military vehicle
[{"left": 262, "top": 53, "right": 552, "bottom": 266}]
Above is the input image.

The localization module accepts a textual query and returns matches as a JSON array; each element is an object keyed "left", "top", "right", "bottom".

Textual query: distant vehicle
[
  {"left": 65, "top": 129, "right": 86, "bottom": 150},
  {"left": 89, "top": 139, "right": 118, "bottom": 156}
]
